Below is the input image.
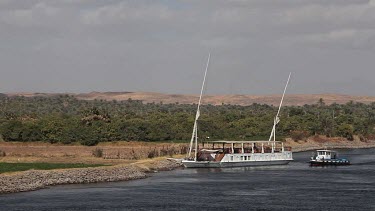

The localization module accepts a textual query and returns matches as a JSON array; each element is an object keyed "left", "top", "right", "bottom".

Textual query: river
[{"left": 1, "top": 148, "right": 375, "bottom": 210}]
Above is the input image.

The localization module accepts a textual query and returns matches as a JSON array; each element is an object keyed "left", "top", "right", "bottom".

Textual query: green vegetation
[
  {"left": 92, "top": 148, "right": 104, "bottom": 158},
  {"left": 0, "top": 162, "right": 105, "bottom": 174},
  {"left": 0, "top": 94, "right": 374, "bottom": 145}
]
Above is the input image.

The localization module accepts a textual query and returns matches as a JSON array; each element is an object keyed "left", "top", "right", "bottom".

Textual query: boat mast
[
  {"left": 188, "top": 53, "right": 211, "bottom": 161},
  {"left": 268, "top": 72, "right": 291, "bottom": 142}
]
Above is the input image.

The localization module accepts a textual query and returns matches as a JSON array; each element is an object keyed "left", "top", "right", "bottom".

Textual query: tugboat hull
[{"left": 309, "top": 159, "right": 350, "bottom": 166}]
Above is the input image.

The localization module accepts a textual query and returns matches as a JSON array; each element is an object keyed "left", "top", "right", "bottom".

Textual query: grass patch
[{"left": 0, "top": 162, "right": 106, "bottom": 174}]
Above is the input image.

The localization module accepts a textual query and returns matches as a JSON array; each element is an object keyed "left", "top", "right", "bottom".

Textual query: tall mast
[
  {"left": 268, "top": 72, "right": 291, "bottom": 142},
  {"left": 188, "top": 53, "right": 211, "bottom": 159}
]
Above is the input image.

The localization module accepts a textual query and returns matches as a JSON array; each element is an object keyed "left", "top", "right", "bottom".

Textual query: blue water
[{"left": 1, "top": 148, "right": 375, "bottom": 210}]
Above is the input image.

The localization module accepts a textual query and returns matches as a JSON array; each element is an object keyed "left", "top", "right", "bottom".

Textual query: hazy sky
[{"left": 1, "top": 0, "right": 375, "bottom": 95}]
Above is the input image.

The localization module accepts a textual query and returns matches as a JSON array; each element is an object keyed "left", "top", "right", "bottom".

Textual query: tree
[
  {"left": 337, "top": 124, "right": 354, "bottom": 141},
  {"left": 0, "top": 120, "right": 24, "bottom": 141},
  {"left": 318, "top": 98, "right": 325, "bottom": 107}
]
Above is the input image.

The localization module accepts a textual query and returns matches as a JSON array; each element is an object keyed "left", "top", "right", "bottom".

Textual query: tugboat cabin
[{"left": 314, "top": 150, "right": 337, "bottom": 160}]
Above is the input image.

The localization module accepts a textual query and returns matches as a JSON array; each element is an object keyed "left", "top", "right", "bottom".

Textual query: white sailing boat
[{"left": 182, "top": 55, "right": 293, "bottom": 168}]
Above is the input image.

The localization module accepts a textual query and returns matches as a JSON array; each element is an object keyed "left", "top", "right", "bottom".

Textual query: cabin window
[
  {"left": 244, "top": 156, "right": 247, "bottom": 161},
  {"left": 230, "top": 156, "right": 233, "bottom": 161}
]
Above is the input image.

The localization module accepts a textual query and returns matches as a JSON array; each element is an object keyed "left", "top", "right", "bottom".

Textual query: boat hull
[
  {"left": 309, "top": 160, "right": 350, "bottom": 166},
  {"left": 182, "top": 160, "right": 291, "bottom": 168}
]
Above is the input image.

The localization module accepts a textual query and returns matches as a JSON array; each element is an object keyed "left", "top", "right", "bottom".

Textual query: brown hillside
[
  {"left": 4, "top": 92, "right": 375, "bottom": 106},
  {"left": 77, "top": 92, "right": 375, "bottom": 106}
]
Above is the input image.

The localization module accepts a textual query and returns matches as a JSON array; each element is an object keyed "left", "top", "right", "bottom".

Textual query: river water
[{"left": 1, "top": 148, "right": 375, "bottom": 210}]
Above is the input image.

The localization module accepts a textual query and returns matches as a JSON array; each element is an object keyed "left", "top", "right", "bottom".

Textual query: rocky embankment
[{"left": 0, "top": 159, "right": 182, "bottom": 194}]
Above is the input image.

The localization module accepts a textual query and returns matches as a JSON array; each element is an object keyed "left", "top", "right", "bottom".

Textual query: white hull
[
  {"left": 183, "top": 151, "right": 293, "bottom": 168},
  {"left": 182, "top": 160, "right": 291, "bottom": 168}
]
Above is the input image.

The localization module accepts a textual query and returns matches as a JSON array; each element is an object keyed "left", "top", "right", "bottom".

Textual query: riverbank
[
  {"left": 0, "top": 141, "right": 187, "bottom": 164},
  {"left": 0, "top": 158, "right": 182, "bottom": 194},
  {"left": 285, "top": 136, "right": 375, "bottom": 152}
]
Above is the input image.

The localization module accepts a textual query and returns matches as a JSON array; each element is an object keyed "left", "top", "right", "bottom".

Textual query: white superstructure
[{"left": 183, "top": 140, "right": 293, "bottom": 168}]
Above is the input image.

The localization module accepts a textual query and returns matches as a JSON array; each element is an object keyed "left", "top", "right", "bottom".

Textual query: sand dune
[{"left": 5, "top": 92, "right": 375, "bottom": 106}]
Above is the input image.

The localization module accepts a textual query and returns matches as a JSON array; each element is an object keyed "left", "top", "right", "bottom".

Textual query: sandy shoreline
[{"left": 1, "top": 139, "right": 374, "bottom": 195}]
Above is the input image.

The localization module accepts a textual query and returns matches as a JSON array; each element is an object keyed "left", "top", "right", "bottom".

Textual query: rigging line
[
  {"left": 276, "top": 72, "right": 292, "bottom": 118},
  {"left": 268, "top": 72, "right": 292, "bottom": 142},
  {"left": 196, "top": 53, "right": 211, "bottom": 120}
]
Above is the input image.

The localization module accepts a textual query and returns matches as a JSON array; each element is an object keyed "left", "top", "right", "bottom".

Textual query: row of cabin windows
[
  {"left": 230, "top": 156, "right": 251, "bottom": 161},
  {"left": 318, "top": 151, "right": 332, "bottom": 155},
  {"left": 231, "top": 155, "right": 282, "bottom": 161},
  {"left": 229, "top": 156, "right": 266, "bottom": 161},
  {"left": 240, "top": 156, "right": 251, "bottom": 161}
]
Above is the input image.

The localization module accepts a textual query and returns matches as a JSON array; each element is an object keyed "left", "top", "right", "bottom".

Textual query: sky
[{"left": 0, "top": 0, "right": 375, "bottom": 96}]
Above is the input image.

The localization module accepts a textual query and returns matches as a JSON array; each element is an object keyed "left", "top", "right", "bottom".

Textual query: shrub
[
  {"left": 358, "top": 135, "right": 367, "bottom": 142},
  {"left": 366, "top": 134, "right": 375, "bottom": 141},
  {"left": 80, "top": 139, "right": 99, "bottom": 146},
  {"left": 312, "top": 135, "right": 328, "bottom": 143},
  {"left": 337, "top": 124, "right": 354, "bottom": 141},
  {"left": 180, "top": 145, "right": 188, "bottom": 154},
  {"left": 92, "top": 148, "right": 103, "bottom": 158},
  {"left": 147, "top": 148, "right": 157, "bottom": 159},
  {"left": 290, "top": 130, "right": 310, "bottom": 141},
  {"left": 0, "top": 150, "right": 6, "bottom": 157},
  {"left": 167, "top": 146, "right": 175, "bottom": 157}
]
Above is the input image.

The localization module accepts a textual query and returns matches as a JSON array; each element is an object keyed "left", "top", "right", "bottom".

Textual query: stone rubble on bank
[{"left": 0, "top": 159, "right": 182, "bottom": 194}]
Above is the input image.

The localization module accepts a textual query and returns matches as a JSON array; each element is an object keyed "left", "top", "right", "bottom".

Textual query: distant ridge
[{"left": 4, "top": 92, "right": 375, "bottom": 106}]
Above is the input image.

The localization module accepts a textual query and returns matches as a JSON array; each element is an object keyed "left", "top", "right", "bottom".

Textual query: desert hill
[{"left": 4, "top": 92, "right": 375, "bottom": 106}]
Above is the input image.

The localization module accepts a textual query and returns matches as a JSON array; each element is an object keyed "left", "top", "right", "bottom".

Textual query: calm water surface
[{"left": 1, "top": 148, "right": 375, "bottom": 210}]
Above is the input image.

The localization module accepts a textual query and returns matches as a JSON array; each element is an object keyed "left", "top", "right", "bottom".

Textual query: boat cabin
[
  {"left": 192, "top": 140, "right": 291, "bottom": 162},
  {"left": 312, "top": 150, "right": 337, "bottom": 161}
]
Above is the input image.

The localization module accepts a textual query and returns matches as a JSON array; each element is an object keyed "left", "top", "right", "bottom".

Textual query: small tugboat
[{"left": 309, "top": 150, "right": 350, "bottom": 166}]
